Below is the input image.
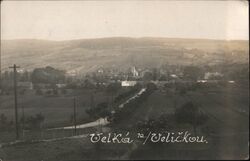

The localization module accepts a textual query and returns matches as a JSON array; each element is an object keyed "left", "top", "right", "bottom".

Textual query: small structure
[
  {"left": 204, "top": 72, "right": 223, "bottom": 80},
  {"left": 97, "top": 68, "right": 104, "bottom": 73},
  {"left": 56, "top": 83, "right": 67, "bottom": 88},
  {"left": 121, "top": 81, "right": 137, "bottom": 87},
  {"left": 228, "top": 80, "right": 235, "bottom": 84},
  {"left": 170, "top": 74, "right": 178, "bottom": 78},
  {"left": 197, "top": 80, "right": 207, "bottom": 83}
]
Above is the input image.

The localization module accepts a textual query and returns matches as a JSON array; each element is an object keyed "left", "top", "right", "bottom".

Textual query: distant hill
[{"left": 1, "top": 37, "right": 249, "bottom": 73}]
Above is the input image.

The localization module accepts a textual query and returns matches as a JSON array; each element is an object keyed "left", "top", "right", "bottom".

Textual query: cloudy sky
[{"left": 1, "top": 0, "right": 249, "bottom": 40}]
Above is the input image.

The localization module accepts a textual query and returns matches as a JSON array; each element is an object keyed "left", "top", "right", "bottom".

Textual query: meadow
[{"left": 0, "top": 82, "right": 249, "bottom": 160}]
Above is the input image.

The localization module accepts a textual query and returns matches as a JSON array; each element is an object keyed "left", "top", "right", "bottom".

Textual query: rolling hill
[{"left": 1, "top": 37, "right": 249, "bottom": 73}]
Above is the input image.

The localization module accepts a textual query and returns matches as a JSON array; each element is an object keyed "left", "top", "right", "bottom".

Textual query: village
[
  {"left": 0, "top": 0, "right": 248, "bottom": 159},
  {"left": 0, "top": 63, "right": 239, "bottom": 95},
  {"left": 0, "top": 62, "right": 248, "bottom": 160}
]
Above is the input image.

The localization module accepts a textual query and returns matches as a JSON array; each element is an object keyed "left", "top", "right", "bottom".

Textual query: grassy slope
[
  {"left": 0, "top": 89, "right": 109, "bottom": 128},
  {"left": 0, "top": 84, "right": 249, "bottom": 160}
]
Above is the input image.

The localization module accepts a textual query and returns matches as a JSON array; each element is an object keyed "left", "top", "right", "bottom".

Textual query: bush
[
  {"left": 114, "top": 84, "right": 141, "bottom": 103},
  {"left": 53, "top": 89, "right": 58, "bottom": 95},
  {"left": 136, "top": 114, "right": 173, "bottom": 133},
  {"left": 112, "top": 84, "right": 157, "bottom": 124},
  {"left": 25, "top": 113, "right": 45, "bottom": 130},
  {"left": 36, "top": 89, "right": 43, "bottom": 95},
  {"left": 61, "top": 89, "right": 67, "bottom": 95},
  {"left": 86, "top": 102, "right": 111, "bottom": 119},
  {"left": 175, "top": 102, "right": 208, "bottom": 134}
]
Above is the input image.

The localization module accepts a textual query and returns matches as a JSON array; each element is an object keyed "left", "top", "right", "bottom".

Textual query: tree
[
  {"left": 46, "top": 90, "right": 52, "bottom": 95},
  {"left": 61, "top": 88, "right": 67, "bottom": 95},
  {"left": 106, "top": 83, "right": 121, "bottom": 106},
  {"left": 25, "top": 113, "right": 45, "bottom": 130},
  {"left": 159, "top": 75, "right": 167, "bottom": 81},
  {"left": 53, "top": 89, "right": 58, "bottom": 95},
  {"left": 86, "top": 102, "right": 111, "bottom": 119},
  {"left": 31, "top": 66, "right": 65, "bottom": 84},
  {"left": 146, "top": 82, "right": 157, "bottom": 91},
  {"left": 36, "top": 89, "right": 43, "bottom": 95},
  {"left": 183, "top": 66, "right": 203, "bottom": 81},
  {"left": 83, "top": 79, "right": 96, "bottom": 89},
  {"left": 19, "top": 70, "right": 30, "bottom": 82},
  {"left": 174, "top": 102, "right": 208, "bottom": 134},
  {"left": 114, "top": 84, "right": 141, "bottom": 103},
  {"left": 136, "top": 114, "right": 172, "bottom": 134},
  {"left": 142, "top": 72, "right": 154, "bottom": 81},
  {"left": 152, "top": 68, "right": 159, "bottom": 81},
  {"left": 134, "top": 114, "right": 173, "bottom": 158}
]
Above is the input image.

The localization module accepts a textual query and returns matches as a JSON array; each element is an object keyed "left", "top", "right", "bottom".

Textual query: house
[
  {"left": 97, "top": 68, "right": 104, "bottom": 73},
  {"left": 56, "top": 83, "right": 67, "bottom": 88},
  {"left": 204, "top": 72, "right": 223, "bottom": 80},
  {"left": 121, "top": 81, "right": 137, "bottom": 87},
  {"left": 170, "top": 74, "right": 178, "bottom": 78}
]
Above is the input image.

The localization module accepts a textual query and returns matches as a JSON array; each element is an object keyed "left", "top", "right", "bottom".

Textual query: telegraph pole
[
  {"left": 21, "top": 105, "right": 25, "bottom": 138},
  {"left": 73, "top": 97, "right": 77, "bottom": 135},
  {"left": 0, "top": 48, "right": 1, "bottom": 91},
  {"left": 9, "top": 64, "right": 20, "bottom": 140}
]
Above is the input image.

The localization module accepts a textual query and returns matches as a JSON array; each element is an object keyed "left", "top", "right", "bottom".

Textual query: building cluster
[{"left": 1, "top": 65, "right": 230, "bottom": 94}]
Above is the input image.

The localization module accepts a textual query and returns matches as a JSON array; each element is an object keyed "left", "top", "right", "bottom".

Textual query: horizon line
[{"left": 1, "top": 36, "right": 249, "bottom": 42}]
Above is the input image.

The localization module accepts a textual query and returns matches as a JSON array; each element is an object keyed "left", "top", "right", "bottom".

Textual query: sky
[{"left": 1, "top": 0, "right": 249, "bottom": 40}]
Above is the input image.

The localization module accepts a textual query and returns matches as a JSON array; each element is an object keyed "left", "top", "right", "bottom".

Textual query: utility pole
[
  {"left": 73, "top": 97, "right": 77, "bottom": 136},
  {"left": 9, "top": 64, "right": 20, "bottom": 140},
  {"left": 21, "top": 106, "right": 25, "bottom": 138},
  {"left": 0, "top": 27, "right": 2, "bottom": 92}
]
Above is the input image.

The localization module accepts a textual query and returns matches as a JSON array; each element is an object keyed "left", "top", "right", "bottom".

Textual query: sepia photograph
[{"left": 0, "top": 0, "right": 249, "bottom": 160}]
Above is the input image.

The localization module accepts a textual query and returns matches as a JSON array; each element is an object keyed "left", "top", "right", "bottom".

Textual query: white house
[
  {"left": 204, "top": 72, "right": 223, "bottom": 80},
  {"left": 121, "top": 81, "right": 137, "bottom": 87},
  {"left": 56, "top": 83, "right": 67, "bottom": 88}
]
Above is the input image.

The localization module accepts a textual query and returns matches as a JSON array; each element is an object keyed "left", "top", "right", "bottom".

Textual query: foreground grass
[{"left": 0, "top": 84, "right": 248, "bottom": 160}]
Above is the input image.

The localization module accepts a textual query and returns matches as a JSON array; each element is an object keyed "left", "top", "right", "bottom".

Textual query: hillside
[{"left": 1, "top": 37, "right": 249, "bottom": 73}]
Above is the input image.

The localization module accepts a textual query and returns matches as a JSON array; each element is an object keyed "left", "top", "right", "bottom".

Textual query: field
[
  {"left": 0, "top": 89, "right": 111, "bottom": 127},
  {"left": 0, "top": 82, "right": 248, "bottom": 160},
  {"left": 0, "top": 88, "right": 116, "bottom": 143},
  {"left": 123, "top": 82, "right": 249, "bottom": 159}
]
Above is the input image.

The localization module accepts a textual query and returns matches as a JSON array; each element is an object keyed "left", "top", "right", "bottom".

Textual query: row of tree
[
  {"left": 0, "top": 113, "right": 45, "bottom": 131},
  {"left": 135, "top": 101, "right": 209, "bottom": 136},
  {"left": 111, "top": 83, "right": 157, "bottom": 124}
]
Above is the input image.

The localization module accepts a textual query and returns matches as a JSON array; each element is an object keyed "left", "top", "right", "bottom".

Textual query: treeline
[
  {"left": 1, "top": 66, "right": 66, "bottom": 92},
  {"left": 85, "top": 83, "right": 157, "bottom": 123},
  {"left": 114, "top": 84, "right": 142, "bottom": 103},
  {"left": 85, "top": 102, "right": 110, "bottom": 120},
  {"left": 0, "top": 113, "right": 45, "bottom": 131},
  {"left": 131, "top": 101, "right": 210, "bottom": 159},
  {"left": 31, "top": 66, "right": 65, "bottom": 84},
  {"left": 1, "top": 66, "right": 65, "bottom": 84},
  {"left": 111, "top": 83, "right": 157, "bottom": 124},
  {"left": 85, "top": 84, "right": 142, "bottom": 121}
]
